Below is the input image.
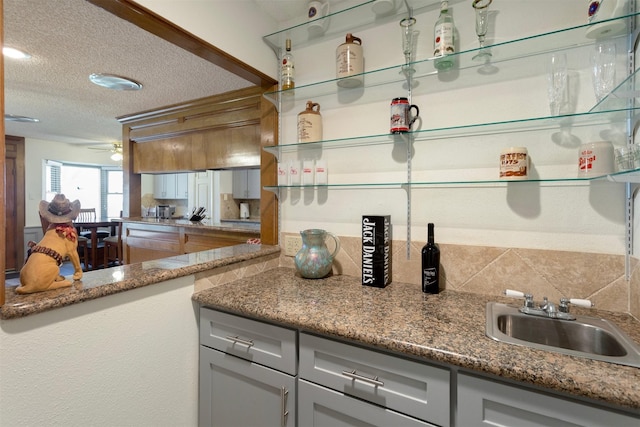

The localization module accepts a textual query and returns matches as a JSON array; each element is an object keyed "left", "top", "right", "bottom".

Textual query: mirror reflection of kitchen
[{"left": 140, "top": 168, "right": 260, "bottom": 225}]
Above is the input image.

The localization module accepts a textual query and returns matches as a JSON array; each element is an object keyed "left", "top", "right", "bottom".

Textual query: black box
[{"left": 362, "top": 215, "right": 392, "bottom": 287}]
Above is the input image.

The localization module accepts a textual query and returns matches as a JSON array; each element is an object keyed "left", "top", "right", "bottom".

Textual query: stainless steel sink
[{"left": 486, "top": 302, "right": 640, "bottom": 368}]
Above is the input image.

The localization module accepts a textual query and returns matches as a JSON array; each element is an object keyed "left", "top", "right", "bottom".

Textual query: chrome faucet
[{"left": 503, "top": 290, "right": 594, "bottom": 321}]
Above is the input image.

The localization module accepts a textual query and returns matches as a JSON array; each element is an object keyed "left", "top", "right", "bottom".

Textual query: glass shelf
[
  {"left": 264, "top": 105, "right": 640, "bottom": 160},
  {"left": 263, "top": 0, "right": 447, "bottom": 54},
  {"left": 264, "top": 168, "right": 640, "bottom": 194},
  {"left": 263, "top": 12, "right": 638, "bottom": 107}
]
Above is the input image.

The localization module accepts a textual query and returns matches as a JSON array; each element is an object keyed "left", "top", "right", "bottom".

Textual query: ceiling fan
[{"left": 87, "top": 143, "right": 123, "bottom": 161}]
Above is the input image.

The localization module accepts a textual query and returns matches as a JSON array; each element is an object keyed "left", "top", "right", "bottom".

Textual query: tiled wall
[
  {"left": 280, "top": 233, "right": 640, "bottom": 317},
  {"left": 220, "top": 193, "right": 261, "bottom": 220},
  {"left": 194, "top": 252, "right": 279, "bottom": 292}
]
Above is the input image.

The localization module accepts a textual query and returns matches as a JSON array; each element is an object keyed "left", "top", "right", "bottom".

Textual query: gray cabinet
[
  {"left": 232, "top": 168, "right": 260, "bottom": 199},
  {"left": 457, "top": 372, "right": 640, "bottom": 427},
  {"left": 299, "top": 333, "right": 450, "bottom": 427},
  {"left": 153, "top": 173, "right": 188, "bottom": 199},
  {"left": 298, "top": 379, "right": 434, "bottom": 427},
  {"left": 198, "top": 308, "right": 296, "bottom": 427}
]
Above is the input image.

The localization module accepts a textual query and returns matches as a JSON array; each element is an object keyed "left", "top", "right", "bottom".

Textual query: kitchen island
[
  {"left": 193, "top": 267, "right": 640, "bottom": 416},
  {"left": 121, "top": 217, "right": 260, "bottom": 264}
]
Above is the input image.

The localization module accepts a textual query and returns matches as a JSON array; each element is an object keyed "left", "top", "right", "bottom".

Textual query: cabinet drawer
[
  {"left": 299, "top": 333, "right": 450, "bottom": 427},
  {"left": 199, "top": 308, "right": 297, "bottom": 375},
  {"left": 457, "top": 372, "right": 640, "bottom": 426},
  {"left": 298, "top": 379, "right": 434, "bottom": 427}
]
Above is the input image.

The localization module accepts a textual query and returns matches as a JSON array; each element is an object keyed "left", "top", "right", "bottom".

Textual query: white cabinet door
[
  {"left": 247, "top": 168, "right": 261, "bottom": 199},
  {"left": 152, "top": 174, "right": 168, "bottom": 198},
  {"left": 232, "top": 169, "right": 249, "bottom": 199},
  {"left": 153, "top": 174, "right": 188, "bottom": 199},
  {"left": 298, "top": 379, "right": 433, "bottom": 427},
  {"left": 175, "top": 173, "right": 189, "bottom": 199},
  {"left": 232, "top": 169, "right": 260, "bottom": 199},
  {"left": 457, "top": 373, "right": 640, "bottom": 426},
  {"left": 199, "top": 346, "right": 296, "bottom": 427}
]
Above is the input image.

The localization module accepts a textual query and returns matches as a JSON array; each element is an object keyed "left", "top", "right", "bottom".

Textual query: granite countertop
[
  {"left": 122, "top": 217, "right": 260, "bottom": 233},
  {"left": 1, "top": 244, "right": 279, "bottom": 320},
  {"left": 192, "top": 267, "right": 640, "bottom": 412}
]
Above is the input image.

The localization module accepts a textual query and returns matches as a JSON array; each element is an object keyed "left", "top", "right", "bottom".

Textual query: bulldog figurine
[{"left": 17, "top": 194, "right": 83, "bottom": 294}]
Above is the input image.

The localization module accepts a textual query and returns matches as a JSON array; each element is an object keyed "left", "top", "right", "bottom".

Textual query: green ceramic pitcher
[{"left": 294, "top": 229, "right": 340, "bottom": 279}]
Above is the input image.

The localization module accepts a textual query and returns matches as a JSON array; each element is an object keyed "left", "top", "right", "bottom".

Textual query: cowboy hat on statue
[{"left": 17, "top": 194, "right": 84, "bottom": 294}]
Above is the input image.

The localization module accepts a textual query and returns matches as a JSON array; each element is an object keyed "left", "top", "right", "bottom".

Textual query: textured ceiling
[{"left": 3, "top": 0, "right": 255, "bottom": 148}]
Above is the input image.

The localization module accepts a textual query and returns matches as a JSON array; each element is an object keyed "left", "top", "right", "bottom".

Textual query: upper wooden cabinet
[{"left": 119, "top": 86, "right": 266, "bottom": 173}]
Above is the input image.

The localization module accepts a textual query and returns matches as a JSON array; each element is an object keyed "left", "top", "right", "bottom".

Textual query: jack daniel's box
[{"left": 362, "top": 215, "right": 392, "bottom": 287}]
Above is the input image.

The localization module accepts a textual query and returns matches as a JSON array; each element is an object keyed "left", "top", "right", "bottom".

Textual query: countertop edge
[{"left": 1, "top": 244, "right": 280, "bottom": 320}]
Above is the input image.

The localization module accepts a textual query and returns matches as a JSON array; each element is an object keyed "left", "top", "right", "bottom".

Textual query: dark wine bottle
[{"left": 421, "top": 223, "right": 440, "bottom": 294}]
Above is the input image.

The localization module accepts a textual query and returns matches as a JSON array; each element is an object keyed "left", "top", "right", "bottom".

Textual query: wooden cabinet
[
  {"left": 153, "top": 173, "right": 188, "bottom": 199},
  {"left": 457, "top": 372, "right": 639, "bottom": 426},
  {"left": 122, "top": 86, "right": 265, "bottom": 173},
  {"left": 199, "top": 308, "right": 296, "bottom": 427},
  {"left": 232, "top": 168, "right": 260, "bottom": 199},
  {"left": 122, "top": 221, "right": 259, "bottom": 264},
  {"left": 299, "top": 333, "right": 450, "bottom": 427}
]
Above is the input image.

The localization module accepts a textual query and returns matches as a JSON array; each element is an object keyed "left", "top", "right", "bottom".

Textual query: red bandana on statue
[{"left": 55, "top": 224, "right": 78, "bottom": 242}]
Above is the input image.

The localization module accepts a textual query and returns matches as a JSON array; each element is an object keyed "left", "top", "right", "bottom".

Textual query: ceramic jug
[{"left": 294, "top": 229, "right": 341, "bottom": 279}]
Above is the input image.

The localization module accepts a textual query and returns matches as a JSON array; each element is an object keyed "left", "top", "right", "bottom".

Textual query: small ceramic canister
[
  {"left": 499, "top": 147, "right": 529, "bottom": 180},
  {"left": 298, "top": 101, "right": 322, "bottom": 143},
  {"left": 336, "top": 33, "right": 364, "bottom": 88},
  {"left": 578, "top": 141, "right": 614, "bottom": 175}
]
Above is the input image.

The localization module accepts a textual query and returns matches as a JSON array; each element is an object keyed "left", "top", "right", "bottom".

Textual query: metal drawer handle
[
  {"left": 280, "top": 386, "right": 289, "bottom": 427},
  {"left": 225, "top": 335, "right": 254, "bottom": 347},
  {"left": 341, "top": 369, "right": 384, "bottom": 387}
]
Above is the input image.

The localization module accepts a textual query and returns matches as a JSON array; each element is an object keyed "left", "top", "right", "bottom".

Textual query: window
[{"left": 45, "top": 161, "right": 123, "bottom": 218}]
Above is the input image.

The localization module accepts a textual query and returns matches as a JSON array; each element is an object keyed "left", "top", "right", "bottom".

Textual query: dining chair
[
  {"left": 103, "top": 220, "right": 123, "bottom": 267},
  {"left": 77, "top": 208, "right": 110, "bottom": 240},
  {"left": 38, "top": 212, "right": 90, "bottom": 272}
]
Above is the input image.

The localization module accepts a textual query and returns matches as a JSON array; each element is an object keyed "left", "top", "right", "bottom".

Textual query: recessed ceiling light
[
  {"left": 5, "top": 114, "right": 39, "bottom": 123},
  {"left": 89, "top": 73, "right": 143, "bottom": 91},
  {"left": 3, "top": 47, "right": 31, "bottom": 59}
]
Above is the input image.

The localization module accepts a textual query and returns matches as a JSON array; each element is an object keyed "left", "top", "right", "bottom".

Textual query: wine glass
[
  {"left": 591, "top": 41, "right": 617, "bottom": 104},
  {"left": 472, "top": 0, "right": 492, "bottom": 61},
  {"left": 547, "top": 53, "right": 568, "bottom": 116}
]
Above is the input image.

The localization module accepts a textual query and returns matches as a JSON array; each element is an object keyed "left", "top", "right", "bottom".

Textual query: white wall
[
  {"left": 24, "top": 137, "right": 120, "bottom": 227},
  {"left": 0, "top": 276, "right": 199, "bottom": 426}
]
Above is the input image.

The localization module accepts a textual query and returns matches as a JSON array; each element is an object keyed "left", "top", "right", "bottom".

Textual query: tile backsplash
[
  {"left": 220, "top": 193, "right": 260, "bottom": 220},
  {"left": 280, "top": 233, "right": 639, "bottom": 317}
]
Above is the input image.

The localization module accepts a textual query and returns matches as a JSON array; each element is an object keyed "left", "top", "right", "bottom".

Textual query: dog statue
[{"left": 16, "top": 194, "right": 83, "bottom": 294}]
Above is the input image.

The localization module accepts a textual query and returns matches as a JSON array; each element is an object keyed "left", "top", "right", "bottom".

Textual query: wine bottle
[
  {"left": 421, "top": 223, "right": 440, "bottom": 294},
  {"left": 281, "top": 39, "right": 295, "bottom": 91},
  {"left": 433, "top": 1, "right": 455, "bottom": 71}
]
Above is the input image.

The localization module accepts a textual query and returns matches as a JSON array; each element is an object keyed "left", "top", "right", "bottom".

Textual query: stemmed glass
[
  {"left": 472, "top": 0, "right": 492, "bottom": 61},
  {"left": 547, "top": 53, "right": 568, "bottom": 116},
  {"left": 591, "top": 41, "right": 617, "bottom": 104},
  {"left": 400, "top": 17, "right": 418, "bottom": 75}
]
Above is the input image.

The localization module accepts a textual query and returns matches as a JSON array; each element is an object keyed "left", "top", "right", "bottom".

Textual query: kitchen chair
[
  {"left": 103, "top": 220, "right": 123, "bottom": 267},
  {"left": 38, "top": 213, "right": 90, "bottom": 272},
  {"left": 77, "top": 208, "right": 110, "bottom": 240}
]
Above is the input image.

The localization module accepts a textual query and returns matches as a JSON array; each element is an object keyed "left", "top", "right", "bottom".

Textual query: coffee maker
[{"left": 157, "top": 205, "right": 175, "bottom": 219}]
